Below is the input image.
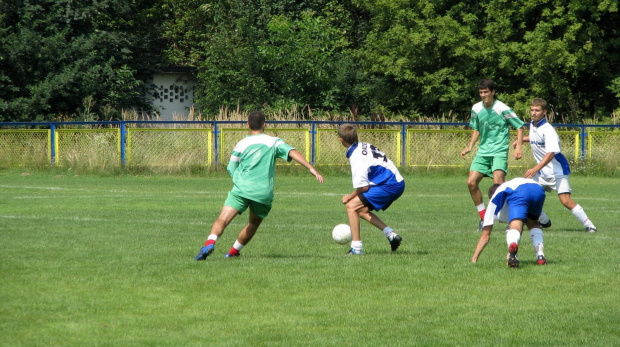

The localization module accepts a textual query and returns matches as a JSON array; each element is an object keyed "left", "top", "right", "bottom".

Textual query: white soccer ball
[{"left": 332, "top": 224, "right": 352, "bottom": 245}]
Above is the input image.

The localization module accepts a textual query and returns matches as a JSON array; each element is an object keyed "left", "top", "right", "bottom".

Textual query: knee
[
  {"left": 345, "top": 201, "right": 360, "bottom": 215},
  {"left": 466, "top": 179, "right": 478, "bottom": 191}
]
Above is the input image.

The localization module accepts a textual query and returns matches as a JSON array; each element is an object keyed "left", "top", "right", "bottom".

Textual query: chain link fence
[
  {"left": 55, "top": 129, "right": 120, "bottom": 170},
  {"left": 0, "top": 121, "right": 617, "bottom": 174},
  {"left": 126, "top": 128, "right": 212, "bottom": 168},
  {"left": 0, "top": 129, "right": 49, "bottom": 167}
]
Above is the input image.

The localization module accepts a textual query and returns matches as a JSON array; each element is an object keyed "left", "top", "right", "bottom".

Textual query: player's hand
[
  {"left": 310, "top": 169, "right": 324, "bottom": 183},
  {"left": 460, "top": 148, "right": 471, "bottom": 159},
  {"left": 524, "top": 168, "right": 536, "bottom": 178},
  {"left": 513, "top": 148, "right": 523, "bottom": 160},
  {"left": 512, "top": 140, "right": 518, "bottom": 149},
  {"left": 341, "top": 194, "right": 349, "bottom": 204}
]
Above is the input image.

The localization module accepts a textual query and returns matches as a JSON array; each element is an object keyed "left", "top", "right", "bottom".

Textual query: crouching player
[
  {"left": 471, "top": 177, "right": 547, "bottom": 267},
  {"left": 338, "top": 123, "right": 405, "bottom": 255}
]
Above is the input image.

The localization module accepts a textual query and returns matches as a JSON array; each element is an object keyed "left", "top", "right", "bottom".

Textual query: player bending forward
[
  {"left": 338, "top": 123, "right": 405, "bottom": 255},
  {"left": 472, "top": 178, "right": 548, "bottom": 268}
]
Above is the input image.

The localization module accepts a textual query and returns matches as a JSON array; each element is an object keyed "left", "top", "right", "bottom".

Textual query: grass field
[{"left": 1, "top": 168, "right": 618, "bottom": 346}]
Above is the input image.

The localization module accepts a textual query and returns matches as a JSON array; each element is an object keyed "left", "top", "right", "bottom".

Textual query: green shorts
[
  {"left": 469, "top": 155, "right": 508, "bottom": 177},
  {"left": 224, "top": 191, "right": 272, "bottom": 219}
]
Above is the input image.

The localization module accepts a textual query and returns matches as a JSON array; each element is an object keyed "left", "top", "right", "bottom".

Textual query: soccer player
[
  {"left": 338, "top": 123, "right": 405, "bottom": 255},
  {"left": 461, "top": 79, "right": 525, "bottom": 231},
  {"left": 195, "top": 111, "right": 324, "bottom": 260},
  {"left": 471, "top": 177, "right": 547, "bottom": 267},
  {"left": 516, "top": 98, "right": 597, "bottom": 232}
]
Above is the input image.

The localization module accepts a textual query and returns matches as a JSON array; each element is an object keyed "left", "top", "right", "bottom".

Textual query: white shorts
[{"left": 533, "top": 174, "right": 572, "bottom": 195}]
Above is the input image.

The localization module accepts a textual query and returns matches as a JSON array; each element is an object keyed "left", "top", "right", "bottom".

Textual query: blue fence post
[
  {"left": 311, "top": 121, "right": 316, "bottom": 164},
  {"left": 214, "top": 122, "right": 219, "bottom": 165},
  {"left": 50, "top": 123, "right": 56, "bottom": 166},
  {"left": 119, "top": 122, "right": 126, "bottom": 166},
  {"left": 581, "top": 125, "right": 587, "bottom": 161}
]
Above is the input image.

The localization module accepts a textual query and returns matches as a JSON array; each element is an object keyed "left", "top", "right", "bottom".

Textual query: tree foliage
[
  {"left": 1, "top": 0, "right": 619, "bottom": 122},
  {"left": 0, "top": 0, "right": 166, "bottom": 121}
]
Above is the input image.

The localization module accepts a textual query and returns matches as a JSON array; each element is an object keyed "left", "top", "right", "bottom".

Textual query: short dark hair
[
  {"left": 478, "top": 79, "right": 496, "bottom": 91},
  {"left": 248, "top": 111, "right": 265, "bottom": 130},
  {"left": 338, "top": 123, "right": 358, "bottom": 145},
  {"left": 488, "top": 183, "right": 501, "bottom": 199}
]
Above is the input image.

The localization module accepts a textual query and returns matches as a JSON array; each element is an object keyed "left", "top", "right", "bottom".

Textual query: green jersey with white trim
[
  {"left": 227, "top": 133, "right": 294, "bottom": 205},
  {"left": 469, "top": 100, "right": 524, "bottom": 157}
]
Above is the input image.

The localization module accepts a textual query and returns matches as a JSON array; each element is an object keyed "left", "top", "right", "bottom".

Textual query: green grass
[{"left": 0, "top": 168, "right": 618, "bottom": 346}]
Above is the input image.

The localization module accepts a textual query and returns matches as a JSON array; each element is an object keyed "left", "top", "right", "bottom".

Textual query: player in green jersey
[
  {"left": 460, "top": 79, "right": 525, "bottom": 231},
  {"left": 195, "top": 111, "right": 324, "bottom": 260}
]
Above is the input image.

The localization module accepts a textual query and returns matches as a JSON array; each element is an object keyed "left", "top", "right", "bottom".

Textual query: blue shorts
[
  {"left": 506, "top": 183, "right": 546, "bottom": 222},
  {"left": 359, "top": 180, "right": 405, "bottom": 211}
]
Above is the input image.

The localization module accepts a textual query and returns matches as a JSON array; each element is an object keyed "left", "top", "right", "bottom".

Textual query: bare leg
[
  {"left": 236, "top": 210, "right": 263, "bottom": 245},
  {"left": 492, "top": 169, "right": 506, "bottom": 184},
  {"left": 466, "top": 171, "right": 485, "bottom": 206},
  {"left": 209, "top": 205, "right": 240, "bottom": 238}
]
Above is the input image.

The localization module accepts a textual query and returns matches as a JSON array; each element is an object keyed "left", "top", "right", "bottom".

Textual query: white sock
[
  {"left": 571, "top": 204, "right": 595, "bottom": 228},
  {"left": 207, "top": 234, "right": 218, "bottom": 242},
  {"left": 506, "top": 229, "right": 521, "bottom": 246},
  {"left": 233, "top": 240, "right": 244, "bottom": 251},
  {"left": 529, "top": 228, "right": 544, "bottom": 256},
  {"left": 383, "top": 226, "right": 395, "bottom": 239},
  {"left": 351, "top": 240, "right": 363, "bottom": 252},
  {"left": 476, "top": 203, "right": 485, "bottom": 212},
  {"left": 538, "top": 211, "right": 550, "bottom": 225}
]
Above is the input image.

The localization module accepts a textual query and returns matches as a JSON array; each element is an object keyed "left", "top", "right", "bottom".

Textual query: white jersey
[
  {"left": 346, "top": 142, "right": 404, "bottom": 188},
  {"left": 528, "top": 118, "right": 570, "bottom": 178},
  {"left": 483, "top": 178, "right": 541, "bottom": 226}
]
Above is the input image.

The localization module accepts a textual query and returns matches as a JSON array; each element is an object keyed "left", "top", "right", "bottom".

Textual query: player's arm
[
  {"left": 227, "top": 154, "right": 240, "bottom": 176},
  {"left": 513, "top": 135, "right": 529, "bottom": 148},
  {"left": 460, "top": 130, "right": 480, "bottom": 159},
  {"left": 472, "top": 225, "right": 493, "bottom": 263},
  {"left": 513, "top": 126, "right": 524, "bottom": 160},
  {"left": 342, "top": 186, "right": 369, "bottom": 204},
  {"left": 524, "top": 152, "right": 555, "bottom": 179},
  {"left": 287, "top": 149, "right": 324, "bottom": 183}
]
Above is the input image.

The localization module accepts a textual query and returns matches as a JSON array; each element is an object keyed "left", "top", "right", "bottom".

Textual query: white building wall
[{"left": 150, "top": 73, "right": 197, "bottom": 120}]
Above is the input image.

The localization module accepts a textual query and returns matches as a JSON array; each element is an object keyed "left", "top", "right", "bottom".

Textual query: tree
[{"left": 0, "top": 0, "right": 166, "bottom": 121}]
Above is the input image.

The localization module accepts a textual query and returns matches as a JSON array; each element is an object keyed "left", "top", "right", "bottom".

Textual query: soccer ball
[{"left": 332, "top": 224, "right": 352, "bottom": 245}]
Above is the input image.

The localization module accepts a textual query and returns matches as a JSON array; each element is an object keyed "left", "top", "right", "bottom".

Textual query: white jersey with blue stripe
[
  {"left": 483, "top": 177, "right": 542, "bottom": 226},
  {"left": 528, "top": 118, "right": 570, "bottom": 177},
  {"left": 346, "top": 142, "right": 404, "bottom": 188}
]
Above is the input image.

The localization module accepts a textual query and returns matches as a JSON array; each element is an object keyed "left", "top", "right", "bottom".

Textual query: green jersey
[
  {"left": 227, "top": 133, "right": 294, "bottom": 205},
  {"left": 469, "top": 100, "right": 524, "bottom": 157}
]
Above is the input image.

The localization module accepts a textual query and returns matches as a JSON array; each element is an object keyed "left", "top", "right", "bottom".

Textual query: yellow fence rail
[{"left": 0, "top": 122, "right": 617, "bottom": 172}]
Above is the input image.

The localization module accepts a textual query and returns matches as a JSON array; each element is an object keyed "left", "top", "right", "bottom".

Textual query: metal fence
[{"left": 1, "top": 120, "right": 618, "bottom": 171}]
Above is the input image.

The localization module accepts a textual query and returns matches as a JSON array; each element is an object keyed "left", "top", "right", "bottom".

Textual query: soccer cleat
[
  {"left": 224, "top": 252, "right": 240, "bottom": 258},
  {"left": 195, "top": 244, "right": 214, "bottom": 261},
  {"left": 537, "top": 255, "right": 547, "bottom": 265},
  {"left": 540, "top": 220, "right": 552, "bottom": 228},
  {"left": 507, "top": 242, "right": 519, "bottom": 268},
  {"left": 477, "top": 220, "right": 484, "bottom": 232},
  {"left": 585, "top": 226, "right": 597, "bottom": 233},
  {"left": 389, "top": 234, "right": 402, "bottom": 251},
  {"left": 347, "top": 248, "right": 364, "bottom": 255}
]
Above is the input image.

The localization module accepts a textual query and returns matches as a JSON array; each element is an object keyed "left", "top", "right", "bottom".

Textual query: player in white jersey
[
  {"left": 472, "top": 178, "right": 547, "bottom": 267},
  {"left": 515, "top": 98, "right": 596, "bottom": 233},
  {"left": 338, "top": 123, "right": 405, "bottom": 255},
  {"left": 195, "top": 111, "right": 324, "bottom": 261}
]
